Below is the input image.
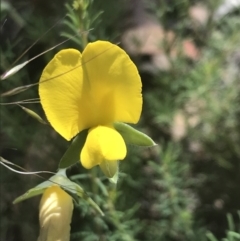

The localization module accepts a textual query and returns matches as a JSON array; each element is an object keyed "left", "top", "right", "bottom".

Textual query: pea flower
[
  {"left": 38, "top": 185, "right": 73, "bottom": 241},
  {"left": 39, "top": 41, "right": 142, "bottom": 174}
]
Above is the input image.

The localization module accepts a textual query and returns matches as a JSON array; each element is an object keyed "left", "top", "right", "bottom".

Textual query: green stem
[{"left": 57, "top": 168, "right": 67, "bottom": 176}]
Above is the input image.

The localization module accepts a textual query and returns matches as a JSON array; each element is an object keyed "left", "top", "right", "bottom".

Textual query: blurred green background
[{"left": 1, "top": 0, "right": 240, "bottom": 240}]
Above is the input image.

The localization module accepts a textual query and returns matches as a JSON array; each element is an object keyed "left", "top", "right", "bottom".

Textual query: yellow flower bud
[{"left": 38, "top": 185, "right": 73, "bottom": 241}]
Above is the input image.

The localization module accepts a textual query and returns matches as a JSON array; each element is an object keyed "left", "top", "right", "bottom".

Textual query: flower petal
[
  {"left": 38, "top": 185, "right": 73, "bottom": 241},
  {"left": 39, "top": 49, "right": 85, "bottom": 140},
  {"left": 80, "top": 125, "right": 126, "bottom": 169},
  {"left": 81, "top": 41, "right": 142, "bottom": 125}
]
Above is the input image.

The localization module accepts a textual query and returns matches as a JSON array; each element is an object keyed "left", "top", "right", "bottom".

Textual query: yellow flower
[
  {"left": 38, "top": 185, "right": 73, "bottom": 241},
  {"left": 39, "top": 41, "right": 142, "bottom": 172}
]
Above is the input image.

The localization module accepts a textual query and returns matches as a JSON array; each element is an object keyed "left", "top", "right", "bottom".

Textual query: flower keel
[{"left": 81, "top": 125, "right": 126, "bottom": 169}]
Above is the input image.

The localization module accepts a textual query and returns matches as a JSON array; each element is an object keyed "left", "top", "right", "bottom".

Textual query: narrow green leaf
[
  {"left": 227, "top": 231, "right": 240, "bottom": 239},
  {"left": 13, "top": 170, "right": 67, "bottom": 204},
  {"left": 227, "top": 213, "right": 235, "bottom": 232},
  {"left": 13, "top": 180, "right": 51, "bottom": 204},
  {"left": 75, "top": 185, "right": 104, "bottom": 216},
  {"left": 114, "top": 122, "right": 156, "bottom": 147},
  {"left": 59, "top": 129, "right": 88, "bottom": 169},
  {"left": 206, "top": 232, "right": 218, "bottom": 241},
  {"left": 18, "top": 105, "right": 47, "bottom": 124},
  {"left": 95, "top": 178, "right": 109, "bottom": 197}
]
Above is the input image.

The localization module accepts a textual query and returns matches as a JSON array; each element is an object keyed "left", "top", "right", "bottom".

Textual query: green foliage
[
  {"left": 61, "top": 0, "right": 103, "bottom": 48},
  {"left": 207, "top": 213, "right": 240, "bottom": 241}
]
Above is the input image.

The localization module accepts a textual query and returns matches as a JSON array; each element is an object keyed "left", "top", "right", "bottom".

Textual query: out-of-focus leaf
[{"left": 206, "top": 232, "right": 218, "bottom": 241}]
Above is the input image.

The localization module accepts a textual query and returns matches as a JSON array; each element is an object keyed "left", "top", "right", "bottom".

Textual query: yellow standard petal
[
  {"left": 39, "top": 49, "right": 84, "bottom": 140},
  {"left": 39, "top": 41, "right": 142, "bottom": 140},
  {"left": 80, "top": 125, "right": 126, "bottom": 169},
  {"left": 82, "top": 41, "right": 142, "bottom": 125},
  {"left": 38, "top": 185, "right": 73, "bottom": 241}
]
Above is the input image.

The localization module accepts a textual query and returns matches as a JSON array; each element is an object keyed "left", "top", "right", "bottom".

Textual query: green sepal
[
  {"left": 114, "top": 122, "right": 156, "bottom": 147},
  {"left": 13, "top": 180, "right": 52, "bottom": 204},
  {"left": 108, "top": 170, "right": 119, "bottom": 184},
  {"left": 99, "top": 160, "right": 119, "bottom": 184},
  {"left": 13, "top": 169, "right": 104, "bottom": 216},
  {"left": 59, "top": 129, "right": 88, "bottom": 169}
]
